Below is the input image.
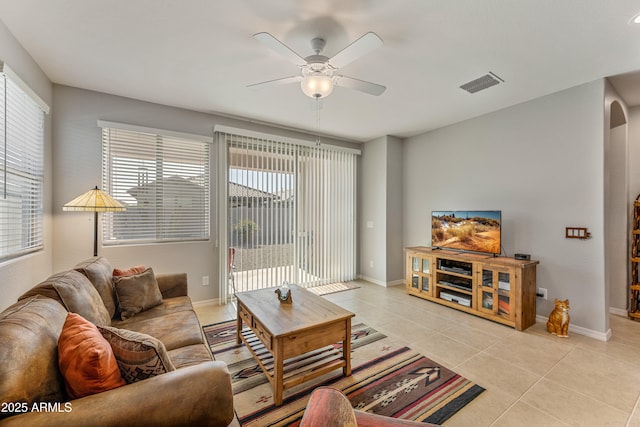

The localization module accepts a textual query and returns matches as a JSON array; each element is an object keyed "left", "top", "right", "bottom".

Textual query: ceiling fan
[{"left": 248, "top": 31, "right": 386, "bottom": 99}]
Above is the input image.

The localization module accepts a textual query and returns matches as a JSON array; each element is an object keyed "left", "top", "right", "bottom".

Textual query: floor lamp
[{"left": 63, "top": 186, "right": 126, "bottom": 257}]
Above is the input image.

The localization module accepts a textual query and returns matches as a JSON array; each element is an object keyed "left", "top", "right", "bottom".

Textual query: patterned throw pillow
[
  {"left": 113, "top": 268, "right": 162, "bottom": 320},
  {"left": 98, "top": 326, "right": 175, "bottom": 383},
  {"left": 58, "top": 313, "right": 126, "bottom": 399}
]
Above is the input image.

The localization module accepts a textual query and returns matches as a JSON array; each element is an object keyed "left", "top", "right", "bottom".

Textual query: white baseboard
[
  {"left": 192, "top": 298, "right": 220, "bottom": 307},
  {"left": 609, "top": 306, "right": 627, "bottom": 317},
  {"left": 357, "top": 275, "right": 387, "bottom": 287},
  {"left": 536, "top": 315, "right": 611, "bottom": 341},
  {"left": 357, "top": 275, "right": 404, "bottom": 287}
]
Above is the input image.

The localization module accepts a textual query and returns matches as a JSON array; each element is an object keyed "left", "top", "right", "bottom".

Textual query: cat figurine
[{"left": 546, "top": 298, "right": 570, "bottom": 337}]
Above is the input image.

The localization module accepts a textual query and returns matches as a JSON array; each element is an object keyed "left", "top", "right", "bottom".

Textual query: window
[
  {"left": 0, "top": 63, "right": 47, "bottom": 261},
  {"left": 101, "top": 123, "right": 211, "bottom": 245}
]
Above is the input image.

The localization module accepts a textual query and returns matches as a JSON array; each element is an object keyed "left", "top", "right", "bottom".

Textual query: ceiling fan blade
[
  {"left": 253, "top": 32, "right": 307, "bottom": 66},
  {"left": 334, "top": 75, "right": 386, "bottom": 96},
  {"left": 247, "top": 76, "right": 301, "bottom": 90},
  {"left": 328, "top": 32, "right": 383, "bottom": 69}
]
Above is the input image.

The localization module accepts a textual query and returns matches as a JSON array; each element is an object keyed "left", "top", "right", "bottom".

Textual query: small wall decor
[
  {"left": 546, "top": 298, "right": 570, "bottom": 337},
  {"left": 275, "top": 281, "right": 292, "bottom": 304}
]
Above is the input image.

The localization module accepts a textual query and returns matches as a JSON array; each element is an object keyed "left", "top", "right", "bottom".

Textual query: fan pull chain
[{"left": 315, "top": 97, "right": 321, "bottom": 146}]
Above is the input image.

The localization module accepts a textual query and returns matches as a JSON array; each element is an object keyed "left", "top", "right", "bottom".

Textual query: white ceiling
[{"left": 2, "top": 0, "right": 640, "bottom": 142}]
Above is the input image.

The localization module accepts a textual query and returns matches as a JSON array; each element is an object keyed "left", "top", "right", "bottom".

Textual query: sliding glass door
[{"left": 217, "top": 130, "right": 357, "bottom": 297}]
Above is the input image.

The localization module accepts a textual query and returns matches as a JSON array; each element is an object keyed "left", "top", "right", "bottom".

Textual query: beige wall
[
  {"left": 385, "top": 136, "right": 404, "bottom": 283},
  {"left": 360, "top": 136, "right": 387, "bottom": 283},
  {"left": 359, "top": 135, "right": 404, "bottom": 285},
  {"left": 400, "top": 80, "right": 608, "bottom": 336}
]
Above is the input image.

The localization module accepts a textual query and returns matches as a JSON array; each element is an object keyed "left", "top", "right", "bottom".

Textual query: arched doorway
[{"left": 605, "top": 100, "right": 628, "bottom": 315}]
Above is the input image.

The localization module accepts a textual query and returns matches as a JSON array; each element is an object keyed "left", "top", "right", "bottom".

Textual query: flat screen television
[{"left": 431, "top": 210, "right": 502, "bottom": 255}]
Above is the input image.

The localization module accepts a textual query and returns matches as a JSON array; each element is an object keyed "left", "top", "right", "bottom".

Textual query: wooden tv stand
[{"left": 404, "top": 247, "right": 539, "bottom": 331}]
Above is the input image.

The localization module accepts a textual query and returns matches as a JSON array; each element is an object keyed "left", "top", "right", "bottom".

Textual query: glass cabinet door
[
  {"left": 481, "top": 289, "right": 493, "bottom": 310},
  {"left": 412, "top": 257, "right": 420, "bottom": 272},
  {"left": 421, "top": 276, "right": 430, "bottom": 292},
  {"left": 411, "top": 273, "right": 419, "bottom": 289},
  {"left": 407, "top": 254, "right": 432, "bottom": 296},
  {"left": 422, "top": 259, "right": 430, "bottom": 274},
  {"left": 482, "top": 269, "right": 492, "bottom": 288},
  {"left": 477, "top": 267, "right": 513, "bottom": 319},
  {"left": 498, "top": 272, "right": 511, "bottom": 292},
  {"left": 409, "top": 256, "right": 420, "bottom": 289},
  {"left": 497, "top": 271, "right": 511, "bottom": 316},
  {"left": 421, "top": 258, "right": 430, "bottom": 292},
  {"left": 480, "top": 269, "right": 494, "bottom": 310}
]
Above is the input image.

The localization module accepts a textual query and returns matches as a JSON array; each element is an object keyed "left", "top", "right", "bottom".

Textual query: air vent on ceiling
[{"left": 460, "top": 72, "right": 504, "bottom": 94}]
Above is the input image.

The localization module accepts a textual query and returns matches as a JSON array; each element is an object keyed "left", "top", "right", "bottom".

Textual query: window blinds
[
  {"left": 221, "top": 130, "right": 357, "bottom": 291},
  {"left": 297, "top": 145, "right": 358, "bottom": 285},
  {"left": 0, "top": 69, "right": 45, "bottom": 261},
  {"left": 101, "top": 125, "right": 210, "bottom": 244}
]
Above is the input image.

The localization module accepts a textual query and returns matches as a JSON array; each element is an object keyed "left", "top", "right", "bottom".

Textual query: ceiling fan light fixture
[
  {"left": 251, "top": 31, "right": 384, "bottom": 98},
  {"left": 301, "top": 74, "right": 334, "bottom": 99}
]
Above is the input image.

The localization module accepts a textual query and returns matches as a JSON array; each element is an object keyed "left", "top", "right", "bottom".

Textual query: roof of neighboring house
[
  {"left": 127, "top": 175, "right": 204, "bottom": 199},
  {"left": 127, "top": 177, "right": 277, "bottom": 201},
  {"left": 273, "top": 189, "right": 294, "bottom": 202},
  {"left": 228, "top": 182, "right": 274, "bottom": 200}
]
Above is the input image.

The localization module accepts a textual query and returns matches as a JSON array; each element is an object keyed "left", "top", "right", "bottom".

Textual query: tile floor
[{"left": 194, "top": 281, "right": 640, "bottom": 427}]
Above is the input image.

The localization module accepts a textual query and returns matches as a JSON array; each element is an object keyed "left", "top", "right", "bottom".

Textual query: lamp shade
[
  {"left": 301, "top": 75, "right": 334, "bottom": 99},
  {"left": 63, "top": 186, "right": 126, "bottom": 212}
]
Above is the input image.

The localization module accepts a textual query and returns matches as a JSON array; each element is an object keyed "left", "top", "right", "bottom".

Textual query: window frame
[
  {"left": 0, "top": 62, "right": 48, "bottom": 262},
  {"left": 100, "top": 121, "right": 212, "bottom": 246}
]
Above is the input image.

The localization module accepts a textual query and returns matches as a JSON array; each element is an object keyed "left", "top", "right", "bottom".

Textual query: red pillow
[
  {"left": 113, "top": 265, "right": 146, "bottom": 277},
  {"left": 58, "top": 313, "right": 126, "bottom": 399}
]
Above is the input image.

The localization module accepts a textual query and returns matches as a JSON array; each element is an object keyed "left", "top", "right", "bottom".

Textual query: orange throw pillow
[
  {"left": 58, "top": 313, "right": 126, "bottom": 399},
  {"left": 113, "top": 265, "right": 146, "bottom": 277}
]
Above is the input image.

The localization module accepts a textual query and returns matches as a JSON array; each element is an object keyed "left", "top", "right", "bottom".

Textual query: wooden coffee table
[{"left": 235, "top": 284, "right": 355, "bottom": 405}]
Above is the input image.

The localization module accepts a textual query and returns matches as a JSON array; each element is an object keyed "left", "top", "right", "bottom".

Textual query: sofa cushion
[
  {"left": 98, "top": 326, "right": 176, "bottom": 383},
  {"left": 74, "top": 257, "right": 117, "bottom": 319},
  {"left": 0, "top": 296, "right": 68, "bottom": 419},
  {"left": 167, "top": 344, "right": 213, "bottom": 369},
  {"left": 113, "top": 268, "right": 162, "bottom": 320},
  {"left": 107, "top": 296, "right": 193, "bottom": 324},
  {"left": 20, "top": 270, "right": 111, "bottom": 326},
  {"left": 156, "top": 273, "right": 189, "bottom": 298},
  {"left": 58, "top": 313, "right": 125, "bottom": 399},
  {"left": 112, "top": 310, "right": 205, "bottom": 351}
]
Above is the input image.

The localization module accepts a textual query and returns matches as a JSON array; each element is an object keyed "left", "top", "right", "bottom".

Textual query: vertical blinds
[
  {"left": 101, "top": 126, "right": 210, "bottom": 244},
  {"left": 222, "top": 130, "right": 357, "bottom": 290},
  {"left": 298, "top": 145, "right": 358, "bottom": 285},
  {"left": 0, "top": 70, "right": 45, "bottom": 261}
]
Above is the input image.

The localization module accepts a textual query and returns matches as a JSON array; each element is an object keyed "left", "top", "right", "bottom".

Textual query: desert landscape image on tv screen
[{"left": 431, "top": 210, "right": 501, "bottom": 255}]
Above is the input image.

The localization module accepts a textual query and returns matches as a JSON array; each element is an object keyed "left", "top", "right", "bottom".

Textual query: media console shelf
[{"left": 405, "top": 246, "right": 539, "bottom": 331}]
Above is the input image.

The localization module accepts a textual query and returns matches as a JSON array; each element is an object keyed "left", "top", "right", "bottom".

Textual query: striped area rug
[{"left": 203, "top": 320, "right": 484, "bottom": 426}]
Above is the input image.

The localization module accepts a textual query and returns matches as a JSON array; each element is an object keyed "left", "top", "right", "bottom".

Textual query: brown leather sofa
[{"left": 0, "top": 257, "right": 234, "bottom": 427}]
